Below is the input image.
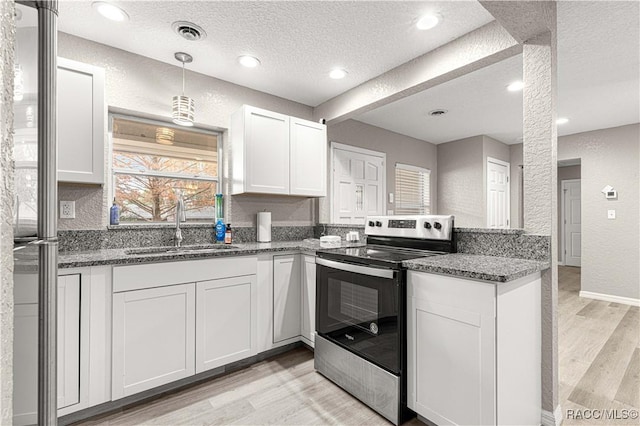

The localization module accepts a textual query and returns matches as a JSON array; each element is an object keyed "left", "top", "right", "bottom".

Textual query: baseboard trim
[
  {"left": 541, "top": 404, "right": 562, "bottom": 426},
  {"left": 580, "top": 290, "right": 640, "bottom": 307}
]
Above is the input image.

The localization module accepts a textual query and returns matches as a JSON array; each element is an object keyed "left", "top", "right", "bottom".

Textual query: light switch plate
[
  {"left": 60, "top": 201, "right": 76, "bottom": 219},
  {"left": 608, "top": 209, "right": 616, "bottom": 219},
  {"left": 388, "top": 193, "right": 394, "bottom": 203}
]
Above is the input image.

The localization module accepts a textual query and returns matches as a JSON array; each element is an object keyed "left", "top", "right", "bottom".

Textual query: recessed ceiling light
[
  {"left": 557, "top": 117, "right": 569, "bottom": 125},
  {"left": 507, "top": 81, "right": 524, "bottom": 92},
  {"left": 329, "top": 68, "right": 348, "bottom": 80},
  {"left": 92, "top": 2, "right": 129, "bottom": 22},
  {"left": 416, "top": 14, "right": 441, "bottom": 30},
  {"left": 238, "top": 55, "right": 261, "bottom": 68}
]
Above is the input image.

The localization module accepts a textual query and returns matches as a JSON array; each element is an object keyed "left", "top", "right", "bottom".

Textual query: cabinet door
[
  {"left": 273, "top": 254, "right": 301, "bottom": 343},
  {"left": 290, "top": 117, "right": 327, "bottom": 196},
  {"left": 244, "top": 106, "right": 290, "bottom": 194},
  {"left": 57, "top": 57, "right": 105, "bottom": 184},
  {"left": 408, "top": 297, "right": 495, "bottom": 426},
  {"left": 13, "top": 274, "right": 81, "bottom": 425},
  {"left": 13, "top": 304, "right": 38, "bottom": 426},
  {"left": 196, "top": 275, "right": 257, "bottom": 373},
  {"left": 58, "top": 274, "right": 81, "bottom": 409},
  {"left": 112, "top": 283, "right": 195, "bottom": 399},
  {"left": 301, "top": 255, "right": 316, "bottom": 345}
]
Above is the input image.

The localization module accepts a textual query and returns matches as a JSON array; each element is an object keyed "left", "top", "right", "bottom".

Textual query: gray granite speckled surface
[
  {"left": 455, "top": 227, "right": 525, "bottom": 235},
  {"left": 455, "top": 232, "right": 549, "bottom": 261},
  {"left": 59, "top": 225, "right": 316, "bottom": 252},
  {"left": 404, "top": 254, "right": 549, "bottom": 283},
  {"left": 15, "top": 240, "right": 364, "bottom": 272}
]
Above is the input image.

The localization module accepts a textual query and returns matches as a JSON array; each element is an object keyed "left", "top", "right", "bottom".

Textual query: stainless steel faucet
[{"left": 174, "top": 190, "right": 186, "bottom": 247}]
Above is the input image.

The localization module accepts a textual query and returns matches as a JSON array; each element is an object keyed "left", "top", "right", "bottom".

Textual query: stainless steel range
[{"left": 314, "top": 215, "right": 455, "bottom": 425}]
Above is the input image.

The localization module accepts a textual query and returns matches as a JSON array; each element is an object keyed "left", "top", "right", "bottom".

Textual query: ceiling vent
[
  {"left": 172, "top": 21, "right": 207, "bottom": 41},
  {"left": 428, "top": 109, "right": 448, "bottom": 116}
]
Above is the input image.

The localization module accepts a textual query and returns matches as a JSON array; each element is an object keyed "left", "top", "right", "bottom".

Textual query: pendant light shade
[
  {"left": 172, "top": 52, "right": 195, "bottom": 126},
  {"left": 172, "top": 95, "right": 195, "bottom": 127}
]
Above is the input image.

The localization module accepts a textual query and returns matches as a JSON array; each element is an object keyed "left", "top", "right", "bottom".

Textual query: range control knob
[
  {"left": 433, "top": 222, "right": 442, "bottom": 230},
  {"left": 375, "top": 221, "right": 383, "bottom": 227},
  {"left": 423, "top": 222, "right": 432, "bottom": 229},
  {"left": 368, "top": 221, "right": 375, "bottom": 227}
]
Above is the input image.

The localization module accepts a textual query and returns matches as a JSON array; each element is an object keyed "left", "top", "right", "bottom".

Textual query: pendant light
[{"left": 172, "top": 52, "right": 195, "bottom": 127}]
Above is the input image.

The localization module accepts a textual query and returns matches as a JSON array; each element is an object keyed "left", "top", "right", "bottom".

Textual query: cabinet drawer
[{"left": 113, "top": 256, "right": 258, "bottom": 292}]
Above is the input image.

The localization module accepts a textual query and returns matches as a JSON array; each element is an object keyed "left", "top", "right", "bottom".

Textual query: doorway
[
  {"left": 330, "top": 142, "right": 386, "bottom": 224},
  {"left": 486, "top": 157, "right": 510, "bottom": 228},
  {"left": 561, "top": 179, "right": 582, "bottom": 267}
]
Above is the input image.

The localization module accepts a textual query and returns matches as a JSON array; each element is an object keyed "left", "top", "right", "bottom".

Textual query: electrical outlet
[
  {"left": 60, "top": 201, "right": 75, "bottom": 219},
  {"left": 608, "top": 209, "right": 616, "bottom": 219}
]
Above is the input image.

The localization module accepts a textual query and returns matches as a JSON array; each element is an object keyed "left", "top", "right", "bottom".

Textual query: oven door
[{"left": 316, "top": 257, "right": 401, "bottom": 374}]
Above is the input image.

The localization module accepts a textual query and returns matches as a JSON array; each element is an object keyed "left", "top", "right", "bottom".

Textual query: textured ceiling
[
  {"left": 357, "top": 54, "right": 524, "bottom": 144},
  {"left": 556, "top": 0, "right": 639, "bottom": 138},
  {"left": 57, "top": 0, "right": 494, "bottom": 106},
  {"left": 358, "top": 1, "right": 640, "bottom": 144},
  {"left": 55, "top": 1, "right": 639, "bottom": 143}
]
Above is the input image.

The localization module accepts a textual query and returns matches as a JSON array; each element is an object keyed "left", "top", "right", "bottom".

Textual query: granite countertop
[
  {"left": 14, "top": 241, "right": 549, "bottom": 283},
  {"left": 14, "top": 239, "right": 365, "bottom": 272},
  {"left": 403, "top": 253, "right": 549, "bottom": 283}
]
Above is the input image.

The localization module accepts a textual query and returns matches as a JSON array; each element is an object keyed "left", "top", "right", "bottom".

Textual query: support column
[{"left": 523, "top": 28, "right": 559, "bottom": 424}]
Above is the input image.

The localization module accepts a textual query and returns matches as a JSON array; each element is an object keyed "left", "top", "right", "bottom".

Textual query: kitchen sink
[{"left": 125, "top": 245, "right": 238, "bottom": 255}]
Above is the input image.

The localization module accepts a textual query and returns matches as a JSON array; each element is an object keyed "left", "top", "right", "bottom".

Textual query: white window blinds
[{"left": 395, "top": 163, "right": 431, "bottom": 215}]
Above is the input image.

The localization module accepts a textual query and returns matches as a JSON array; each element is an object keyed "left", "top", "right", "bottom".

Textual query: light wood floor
[
  {"left": 559, "top": 266, "right": 640, "bottom": 425},
  {"left": 75, "top": 348, "right": 421, "bottom": 426},
  {"left": 76, "top": 266, "right": 640, "bottom": 426}
]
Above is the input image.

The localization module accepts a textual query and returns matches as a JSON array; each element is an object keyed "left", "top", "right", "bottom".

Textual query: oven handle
[{"left": 316, "top": 258, "right": 395, "bottom": 279}]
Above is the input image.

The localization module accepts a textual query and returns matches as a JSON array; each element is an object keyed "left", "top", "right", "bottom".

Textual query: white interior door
[
  {"left": 563, "top": 180, "right": 581, "bottom": 267},
  {"left": 487, "top": 158, "right": 510, "bottom": 228},
  {"left": 332, "top": 144, "right": 385, "bottom": 224}
]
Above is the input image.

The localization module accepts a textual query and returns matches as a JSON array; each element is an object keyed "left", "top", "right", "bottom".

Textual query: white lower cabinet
[
  {"left": 13, "top": 273, "right": 81, "bottom": 425},
  {"left": 196, "top": 275, "right": 257, "bottom": 373},
  {"left": 111, "top": 257, "right": 258, "bottom": 400},
  {"left": 273, "top": 254, "right": 302, "bottom": 343},
  {"left": 407, "top": 271, "right": 541, "bottom": 426},
  {"left": 301, "top": 255, "right": 316, "bottom": 346},
  {"left": 112, "top": 283, "right": 196, "bottom": 399}
]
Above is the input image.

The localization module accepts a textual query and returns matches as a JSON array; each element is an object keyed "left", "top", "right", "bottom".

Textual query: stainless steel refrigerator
[{"left": 13, "top": 2, "right": 59, "bottom": 425}]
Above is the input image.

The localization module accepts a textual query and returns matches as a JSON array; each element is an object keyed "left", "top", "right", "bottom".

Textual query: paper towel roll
[{"left": 257, "top": 212, "right": 272, "bottom": 242}]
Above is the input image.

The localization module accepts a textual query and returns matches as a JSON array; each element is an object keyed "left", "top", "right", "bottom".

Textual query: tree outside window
[{"left": 112, "top": 116, "right": 219, "bottom": 223}]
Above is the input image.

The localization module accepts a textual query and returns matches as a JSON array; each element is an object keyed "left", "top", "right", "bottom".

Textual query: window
[
  {"left": 395, "top": 163, "right": 431, "bottom": 215},
  {"left": 111, "top": 116, "right": 219, "bottom": 223}
]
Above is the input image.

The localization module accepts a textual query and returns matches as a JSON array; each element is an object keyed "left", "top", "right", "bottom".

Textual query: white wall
[
  {"left": 558, "top": 124, "right": 639, "bottom": 300},
  {"left": 510, "top": 143, "right": 523, "bottom": 228},
  {"left": 320, "top": 119, "right": 438, "bottom": 223},
  {"left": 57, "top": 32, "right": 318, "bottom": 229},
  {"left": 437, "top": 135, "right": 511, "bottom": 228}
]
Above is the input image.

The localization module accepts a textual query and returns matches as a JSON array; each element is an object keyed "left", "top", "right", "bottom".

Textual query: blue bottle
[
  {"left": 110, "top": 198, "right": 120, "bottom": 225},
  {"left": 215, "top": 220, "right": 226, "bottom": 243}
]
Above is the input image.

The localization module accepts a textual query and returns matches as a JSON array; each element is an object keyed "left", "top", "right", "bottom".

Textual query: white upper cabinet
[
  {"left": 231, "top": 105, "right": 327, "bottom": 197},
  {"left": 57, "top": 57, "right": 105, "bottom": 184},
  {"left": 290, "top": 117, "right": 327, "bottom": 196}
]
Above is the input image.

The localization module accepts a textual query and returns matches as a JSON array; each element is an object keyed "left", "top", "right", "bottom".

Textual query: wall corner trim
[
  {"left": 541, "top": 404, "right": 562, "bottom": 426},
  {"left": 579, "top": 291, "right": 640, "bottom": 307}
]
